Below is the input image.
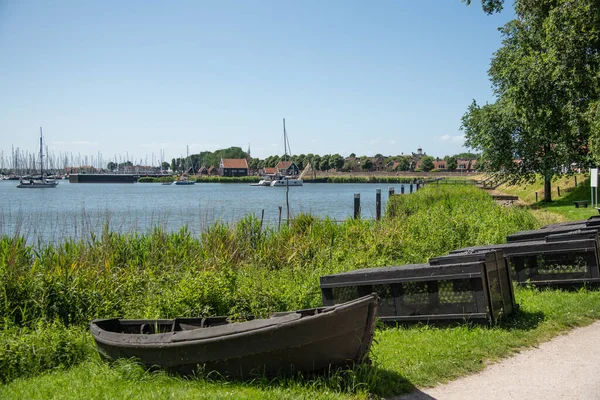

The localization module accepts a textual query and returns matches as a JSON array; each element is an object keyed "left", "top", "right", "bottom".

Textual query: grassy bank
[
  {"left": 495, "top": 173, "right": 596, "bottom": 221},
  {"left": 4, "top": 184, "right": 588, "bottom": 399}
]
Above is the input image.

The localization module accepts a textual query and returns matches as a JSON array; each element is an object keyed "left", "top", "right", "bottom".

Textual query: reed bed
[{"left": 0, "top": 185, "right": 538, "bottom": 389}]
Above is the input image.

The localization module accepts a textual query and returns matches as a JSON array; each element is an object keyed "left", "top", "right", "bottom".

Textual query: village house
[
  {"left": 207, "top": 166, "right": 218, "bottom": 176},
  {"left": 261, "top": 167, "right": 278, "bottom": 176},
  {"left": 433, "top": 160, "right": 446, "bottom": 171},
  {"left": 369, "top": 156, "right": 386, "bottom": 171},
  {"left": 219, "top": 158, "right": 249, "bottom": 177},
  {"left": 275, "top": 160, "right": 300, "bottom": 176}
]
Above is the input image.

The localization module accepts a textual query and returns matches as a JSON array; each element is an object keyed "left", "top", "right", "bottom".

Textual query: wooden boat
[{"left": 90, "top": 294, "right": 378, "bottom": 378}]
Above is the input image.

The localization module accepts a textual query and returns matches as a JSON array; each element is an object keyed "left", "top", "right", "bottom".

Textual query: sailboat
[
  {"left": 17, "top": 128, "right": 59, "bottom": 189},
  {"left": 270, "top": 119, "right": 303, "bottom": 187},
  {"left": 175, "top": 146, "right": 195, "bottom": 185}
]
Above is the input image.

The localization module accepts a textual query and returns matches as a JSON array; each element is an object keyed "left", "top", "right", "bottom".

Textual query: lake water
[{"left": 0, "top": 180, "right": 414, "bottom": 243}]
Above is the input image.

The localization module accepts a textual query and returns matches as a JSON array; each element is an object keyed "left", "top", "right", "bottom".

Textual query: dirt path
[{"left": 396, "top": 320, "right": 600, "bottom": 400}]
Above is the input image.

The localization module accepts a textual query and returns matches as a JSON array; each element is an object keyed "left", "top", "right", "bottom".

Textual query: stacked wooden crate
[
  {"left": 450, "top": 217, "right": 600, "bottom": 287},
  {"left": 320, "top": 250, "right": 513, "bottom": 324}
]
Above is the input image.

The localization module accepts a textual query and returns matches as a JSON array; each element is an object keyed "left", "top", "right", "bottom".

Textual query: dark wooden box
[
  {"left": 506, "top": 216, "right": 600, "bottom": 243},
  {"left": 449, "top": 231, "right": 600, "bottom": 287},
  {"left": 320, "top": 250, "right": 513, "bottom": 324}
]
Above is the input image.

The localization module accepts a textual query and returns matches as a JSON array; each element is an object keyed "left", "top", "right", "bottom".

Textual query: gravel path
[{"left": 396, "top": 320, "right": 600, "bottom": 400}]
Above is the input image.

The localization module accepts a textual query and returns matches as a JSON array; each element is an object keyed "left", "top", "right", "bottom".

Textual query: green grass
[
  {"left": 1, "top": 359, "right": 365, "bottom": 400},
  {"left": 495, "top": 173, "right": 596, "bottom": 220},
  {"left": 3, "top": 184, "right": 599, "bottom": 398},
  {"left": 3, "top": 287, "right": 600, "bottom": 399}
]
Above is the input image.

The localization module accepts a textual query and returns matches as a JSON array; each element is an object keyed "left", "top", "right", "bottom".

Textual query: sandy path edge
[{"left": 395, "top": 320, "right": 600, "bottom": 400}]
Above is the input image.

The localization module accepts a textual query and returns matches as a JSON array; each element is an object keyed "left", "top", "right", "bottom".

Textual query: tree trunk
[{"left": 544, "top": 177, "right": 552, "bottom": 202}]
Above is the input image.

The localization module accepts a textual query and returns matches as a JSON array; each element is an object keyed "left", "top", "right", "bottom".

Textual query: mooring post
[
  {"left": 354, "top": 193, "right": 360, "bottom": 219},
  {"left": 558, "top": 186, "right": 561, "bottom": 197},
  {"left": 388, "top": 186, "right": 395, "bottom": 198},
  {"left": 410, "top": 184, "right": 413, "bottom": 194},
  {"left": 376, "top": 189, "right": 381, "bottom": 221},
  {"left": 401, "top": 185, "right": 405, "bottom": 194},
  {"left": 575, "top": 176, "right": 578, "bottom": 187},
  {"left": 535, "top": 192, "right": 538, "bottom": 202}
]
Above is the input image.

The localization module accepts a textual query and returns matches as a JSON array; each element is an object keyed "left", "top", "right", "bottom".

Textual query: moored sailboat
[{"left": 17, "top": 128, "right": 59, "bottom": 189}]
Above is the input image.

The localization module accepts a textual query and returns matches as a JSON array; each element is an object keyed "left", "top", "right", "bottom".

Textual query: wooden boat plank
[{"left": 171, "top": 313, "right": 301, "bottom": 342}]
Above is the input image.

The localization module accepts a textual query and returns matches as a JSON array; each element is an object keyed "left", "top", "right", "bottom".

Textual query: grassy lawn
[
  {"left": 3, "top": 287, "right": 600, "bottom": 399},
  {"left": 3, "top": 183, "right": 600, "bottom": 399}
]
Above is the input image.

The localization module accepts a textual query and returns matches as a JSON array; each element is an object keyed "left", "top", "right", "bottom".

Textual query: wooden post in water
[
  {"left": 410, "top": 184, "right": 413, "bottom": 194},
  {"left": 401, "top": 185, "right": 405, "bottom": 194},
  {"left": 354, "top": 193, "right": 361, "bottom": 219},
  {"left": 388, "top": 186, "right": 395, "bottom": 198},
  {"left": 376, "top": 189, "right": 381, "bottom": 221}
]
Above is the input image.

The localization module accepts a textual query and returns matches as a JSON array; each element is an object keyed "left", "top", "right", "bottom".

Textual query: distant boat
[
  {"left": 271, "top": 175, "right": 303, "bottom": 187},
  {"left": 17, "top": 127, "right": 58, "bottom": 189},
  {"left": 256, "top": 119, "right": 303, "bottom": 187},
  {"left": 176, "top": 146, "right": 196, "bottom": 185},
  {"left": 90, "top": 294, "right": 378, "bottom": 378},
  {"left": 174, "top": 180, "right": 195, "bottom": 186}
]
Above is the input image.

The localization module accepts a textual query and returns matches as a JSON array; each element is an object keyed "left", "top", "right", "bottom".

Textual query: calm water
[{"left": 0, "top": 180, "right": 413, "bottom": 243}]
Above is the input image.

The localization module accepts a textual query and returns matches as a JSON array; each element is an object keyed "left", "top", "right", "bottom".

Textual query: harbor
[{"left": 0, "top": 180, "right": 415, "bottom": 244}]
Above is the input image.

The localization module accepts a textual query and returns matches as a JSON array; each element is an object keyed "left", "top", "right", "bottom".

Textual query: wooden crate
[
  {"left": 449, "top": 231, "right": 600, "bottom": 287},
  {"left": 320, "top": 250, "right": 513, "bottom": 324},
  {"left": 506, "top": 216, "right": 600, "bottom": 243}
]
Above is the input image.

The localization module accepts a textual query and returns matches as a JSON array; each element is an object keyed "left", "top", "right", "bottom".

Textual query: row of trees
[
  {"left": 165, "top": 149, "right": 477, "bottom": 174},
  {"left": 462, "top": 0, "right": 600, "bottom": 201}
]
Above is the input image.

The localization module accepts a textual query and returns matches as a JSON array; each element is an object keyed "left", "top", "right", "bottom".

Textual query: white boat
[
  {"left": 271, "top": 176, "right": 303, "bottom": 186},
  {"left": 17, "top": 128, "right": 59, "bottom": 189},
  {"left": 260, "top": 119, "right": 303, "bottom": 187}
]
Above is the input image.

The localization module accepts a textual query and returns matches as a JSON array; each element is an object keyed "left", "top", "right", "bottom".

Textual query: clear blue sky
[{"left": 0, "top": 0, "right": 513, "bottom": 166}]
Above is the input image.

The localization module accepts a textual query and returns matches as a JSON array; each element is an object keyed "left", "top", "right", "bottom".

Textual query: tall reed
[{"left": 0, "top": 185, "right": 538, "bottom": 381}]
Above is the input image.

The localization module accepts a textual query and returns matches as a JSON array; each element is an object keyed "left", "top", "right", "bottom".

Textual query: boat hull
[
  {"left": 17, "top": 181, "right": 58, "bottom": 188},
  {"left": 271, "top": 179, "right": 303, "bottom": 187},
  {"left": 90, "top": 294, "right": 378, "bottom": 378}
]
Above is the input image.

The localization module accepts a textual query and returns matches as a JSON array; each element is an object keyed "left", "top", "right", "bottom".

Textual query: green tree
[
  {"left": 360, "top": 157, "right": 373, "bottom": 171},
  {"left": 420, "top": 156, "right": 435, "bottom": 172},
  {"left": 312, "top": 155, "right": 322, "bottom": 171},
  {"left": 462, "top": 0, "right": 600, "bottom": 202},
  {"left": 445, "top": 156, "right": 458, "bottom": 172},
  {"left": 319, "top": 156, "right": 331, "bottom": 171},
  {"left": 397, "top": 157, "right": 410, "bottom": 171},
  {"left": 107, "top": 161, "right": 117, "bottom": 171},
  {"left": 330, "top": 154, "right": 345, "bottom": 170}
]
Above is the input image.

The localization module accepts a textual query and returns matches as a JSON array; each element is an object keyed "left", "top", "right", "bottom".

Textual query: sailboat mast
[
  {"left": 283, "top": 118, "right": 288, "bottom": 161},
  {"left": 39, "top": 127, "right": 44, "bottom": 177}
]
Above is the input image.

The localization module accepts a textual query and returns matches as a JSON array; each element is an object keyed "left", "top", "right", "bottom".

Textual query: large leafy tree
[
  {"left": 420, "top": 156, "right": 435, "bottom": 172},
  {"left": 462, "top": 0, "right": 600, "bottom": 201}
]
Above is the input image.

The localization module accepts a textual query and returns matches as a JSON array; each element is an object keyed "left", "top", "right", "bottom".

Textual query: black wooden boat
[{"left": 90, "top": 294, "right": 378, "bottom": 378}]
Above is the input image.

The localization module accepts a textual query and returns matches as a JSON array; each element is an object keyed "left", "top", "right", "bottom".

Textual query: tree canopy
[{"left": 462, "top": 0, "right": 600, "bottom": 201}]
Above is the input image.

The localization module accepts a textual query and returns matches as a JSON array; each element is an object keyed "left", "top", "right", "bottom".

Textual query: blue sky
[{"left": 0, "top": 0, "right": 513, "bottom": 166}]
